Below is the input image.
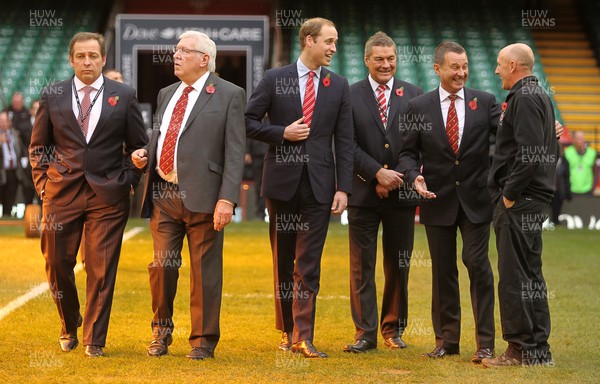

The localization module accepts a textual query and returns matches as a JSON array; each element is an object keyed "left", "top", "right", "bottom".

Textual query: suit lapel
[
  {"left": 430, "top": 89, "right": 452, "bottom": 153},
  {"left": 387, "top": 79, "right": 404, "bottom": 135},
  {"left": 182, "top": 74, "right": 215, "bottom": 132},
  {"left": 360, "top": 79, "right": 386, "bottom": 134},
  {"left": 89, "top": 77, "right": 116, "bottom": 143},
  {"left": 59, "top": 80, "right": 86, "bottom": 143},
  {"left": 310, "top": 67, "right": 329, "bottom": 129},
  {"left": 288, "top": 65, "right": 303, "bottom": 120}
]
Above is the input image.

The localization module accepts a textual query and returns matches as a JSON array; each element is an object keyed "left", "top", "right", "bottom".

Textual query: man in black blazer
[
  {"left": 246, "top": 17, "right": 353, "bottom": 358},
  {"left": 132, "top": 31, "right": 246, "bottom": 360},
  {"left": 343, "top": 32, "right": 422, "bottom": 354},
  {"left": 29, "top": 32, "right": 147, "bottom": 357},
  {"left": 398, "top": 42, "right": 499, "bottom": 363},
  {"left": 483, "top": 43, "right": 557, "bottom": 368}
]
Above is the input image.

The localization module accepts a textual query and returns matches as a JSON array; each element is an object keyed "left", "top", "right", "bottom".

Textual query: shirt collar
[
  {"left": 74, "top": 75, "right": 104, "bottom": 92},
  {"left": 183, "top": 71, "right": 210, "bottom": 93},
  {"left": 439, "top": 86, "right": 465, "bottom": 102},
  {"left": 368, "top": 75, "right": 394, "bottom": 93},
  {"left": 297, "top": 58, "right": 321, "bottom": 79}
]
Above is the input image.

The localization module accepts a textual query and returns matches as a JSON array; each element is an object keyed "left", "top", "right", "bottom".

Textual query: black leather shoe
[
  {"left": 384, "top": 336, "right": 407, "bottom": 349},
  {"left": 472, "top": 348, "right": 494, "bottom": 363},
  {"left": 84, "top": 345, "right": 104, "bottom": 357},
  {"left": 424, "top": 346, "right": 459, "bottom": 358},
  {"left": 278, "top": 331, "right": 292, "bottom": 351},
  {"left": 291, "top": 340, "right": 328, "bottom": 358},
  {"left": 148, "top": 333, "right": 173, "bottom": 357},
  {"left": 344, "top": 339, "right": 376, "bottom": 353},
  {"left": 59, "top": 315, "right": 83, "bottom": 352},
  {"left": 186, "top": 347, "right": 214, "bottom": 360}
]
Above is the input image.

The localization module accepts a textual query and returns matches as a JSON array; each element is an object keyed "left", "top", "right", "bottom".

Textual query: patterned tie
[
  {"left": 159, "top": 85, "right": 194, "bottom": 175},
  {"left": 302, "top": 71, "right": 316, "bottom": 127},
  {"left": 446, "top": 95, "right": 459, "bottom": 155},
  {"left": 78, "top": 86, "right": 94, "bottom": 139},
  {"left": 377, "top": 84, "right": 388, "bottom": 127}
]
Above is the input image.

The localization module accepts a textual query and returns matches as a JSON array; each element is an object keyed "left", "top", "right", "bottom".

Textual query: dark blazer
[
  {"left": 349, "top": 78, "right": 423, "bottom": 208},
  {"left": 245, "top": 63, "right": 353, "bottom": 203},
  {"left": 30, "top": 76, "right": 147, "bottom": 207},
  {"left": 399, "top": 87, "right": 501, "bottom": 225},
  {"left": 0, "top": 127, "right": 27, "bottom": 183},
  {"left": 141, "top": 73, "right": 246, "bottom": 217}
]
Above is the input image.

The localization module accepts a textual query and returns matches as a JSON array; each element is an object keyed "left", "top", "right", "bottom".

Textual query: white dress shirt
[
  {"left": 156, "top": 71, "right": 210, "bottom": 184},
  {"left": 72, "top": 75, "right": 104, "bottom": 143},
  {"left": 297, "top": 58, "right": 321, "bottom": 104},
  {"left": 439, "top": 86, "right": 465, "bottom": 146}
]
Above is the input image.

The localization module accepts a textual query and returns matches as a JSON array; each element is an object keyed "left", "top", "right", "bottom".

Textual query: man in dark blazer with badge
[
  {"left": 398, "top": 41, "right": 499, "bottom": 363},
  {"left": 245, "top": 17, "right": 353, "bottom": 358},
  {"left": 132, "top": 31, "right": 246, "bottom": 360},
  {"left": 30, "top": 32, "right": 147, "bottom": 357},
  {"left": 343, "top": 32, "right": 422, "bottom": 354}
]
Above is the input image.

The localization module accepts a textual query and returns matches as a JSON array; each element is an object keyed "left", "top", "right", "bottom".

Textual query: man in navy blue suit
[
  {"left": 344, "top": 31, "right": 423, "bottom": 354},
  {"left": 246, "top": 17, "right": 353, "bottom": 358}
]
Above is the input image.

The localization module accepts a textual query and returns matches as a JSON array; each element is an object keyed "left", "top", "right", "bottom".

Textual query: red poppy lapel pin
[
  {"left": 501, "top": 102, "right": 508, "bottom": 111},
  {"left": 468, "top": 97, "right": 478, "bottom": 110},
  {"left": 322, "top": 73, "right": 331, "bottom": 87},
  {"left": 206, "top": 82, "right": 215, "bottom": 94},
  {"left": 396, "top": 87, "right": 404, "bottom": 97},
  {"left": 108, "top": 96, "right": 119, "bottom": 106}
]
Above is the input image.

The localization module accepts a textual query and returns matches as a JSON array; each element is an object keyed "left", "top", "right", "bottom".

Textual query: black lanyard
[{"left": 73, "top": 79, "right": 104, "bottom": 126}]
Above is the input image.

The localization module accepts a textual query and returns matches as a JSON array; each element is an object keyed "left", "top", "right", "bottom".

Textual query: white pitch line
[{"left": 0, "top": 226, "right": 145, "bottom": 322}]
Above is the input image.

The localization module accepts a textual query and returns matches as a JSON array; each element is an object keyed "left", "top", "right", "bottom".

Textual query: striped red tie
[
  {"left": 303, "top": 71, "right": 315, "bottom": 127},
  {"left": 446, "top": 95, "right": 459, "bottom": 155},
  {"left": 159, "top": 85, "right": 194, "bottom": 175},
  {"left": 377, "top": 84, "right": 387, "bottom": 127}
]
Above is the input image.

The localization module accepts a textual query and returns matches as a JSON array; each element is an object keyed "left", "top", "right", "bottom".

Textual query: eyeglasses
[{"left": 172, "top": 46, "right": 206, "bottom": 56}]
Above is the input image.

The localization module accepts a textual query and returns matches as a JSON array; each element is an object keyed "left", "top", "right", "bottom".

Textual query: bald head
[
  {"left": 502, "top": 43, "right": 535, "bottom": 70},
  {"left": 495, "top": 43, "right": 535, "bottom": 90}
]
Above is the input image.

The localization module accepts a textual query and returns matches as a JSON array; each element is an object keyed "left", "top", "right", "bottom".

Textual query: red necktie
[
  {"left": 78, "top": 86, "right": 94, "bottom": 139},
  {"left": 303, "top": 71, "right": 315, "bottom": 127},
  {"left": 377, "top": 84, "right": 388, "bottom": 127},
  {"left": 446, "top": 95, "right": 459, "bottom": 155},
  {"left": 159, "top": 85, "right": 194, "bottom": 175}
]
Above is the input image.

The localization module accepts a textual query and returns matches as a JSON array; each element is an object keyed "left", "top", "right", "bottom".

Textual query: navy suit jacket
[
  {"left": 245, "top": 62, "right": 353, "bottom": 204},
  {"left": 30, "top": 76, "right": 148, "bottom": 207},
  {"left": 398, "top": 87, "right": 501, "bottom": 225},
  {"left": 349, "top": 77, "right": 423, "bottom": 208}
]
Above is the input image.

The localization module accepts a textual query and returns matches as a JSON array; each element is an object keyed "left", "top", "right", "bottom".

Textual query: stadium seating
[{"left": 0, "top": 0, "right": 107, "bottom": 109}]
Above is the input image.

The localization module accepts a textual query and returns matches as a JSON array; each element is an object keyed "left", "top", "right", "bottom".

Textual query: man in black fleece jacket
[{"left": 484, "top": 43, "right": 557, "bottom": 368}]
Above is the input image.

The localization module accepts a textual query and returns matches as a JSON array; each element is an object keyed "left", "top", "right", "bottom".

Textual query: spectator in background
[
  {"left": 103, "top": 68, "right": 124, "bottom": 83},
  {"left": 29, "top": 99, "right": 40, "bottom": 127},
  {"left": 6, "top": 92, "right": 32, "bottom": 146},
  {"left": 564, "top": 131, "right": 596, "bottom": 195},
  {"left": 0, "top": 111, "right": 27, "bottom": 217},
  {"left": 550, "top": 144, "right": 571, "bottom": 226}
]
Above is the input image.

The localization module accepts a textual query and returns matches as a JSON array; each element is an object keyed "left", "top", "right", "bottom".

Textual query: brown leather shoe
[
  {"left": 278, "top": 331, "right": 292, "bottom": 351},
  {"left": 147, "top": 333, "right": 173, "bottom": 357},
  {"left": 186, "top": 347, "right": 214, "bottom": 360},
  {"left": 482, "top": 353, "right": 522, "bottom": 368},
  {"left": 472, "top": 348, "right": 494, "bottom": 363},
  {"left": 291, "top": 340, "right": 328, "bottom": 358},
  {"left": 384, "top": 336, "right": 407, "bottom": 349},
  {"left": 59, "top": 315, "right": 82, "bottom": 352},
  {"left": 423, "top": 346, "right": 459, "bottom": 358},
  {"left": 344, "top": 339, "right": 376, "bottom": 353},
  {"left": 84, "top": 345, "right": 104, "bottom": 357}
]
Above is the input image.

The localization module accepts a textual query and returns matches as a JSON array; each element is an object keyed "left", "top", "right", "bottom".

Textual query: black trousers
[
  {"left": 0, "top": 169, "right": 18, "bottom": 217},
  {"left": 348, "top": 204, "right": 416, "bottom": 344},
  {"left": 425, "top": 204, "right": 495, "bottom": 352},
  {"left": 492, "top": 197, "right": 552, "bottom": 363},
  {"left": 267, "top": 167, "right": 331, "bottom": 343}
]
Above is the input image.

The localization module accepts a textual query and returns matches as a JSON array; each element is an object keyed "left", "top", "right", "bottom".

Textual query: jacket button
[
  {"left": 455, "top": 160, "right": 459, "bottom": 165},
  {"left": 456, "top": 181, "right": 460, "bottom": 186},
  {"left": 383, "top": 164, "right": 388, "bottom": 169},
  {"left": 384, "top": 143, "right": 389, "bottom": 148}
]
